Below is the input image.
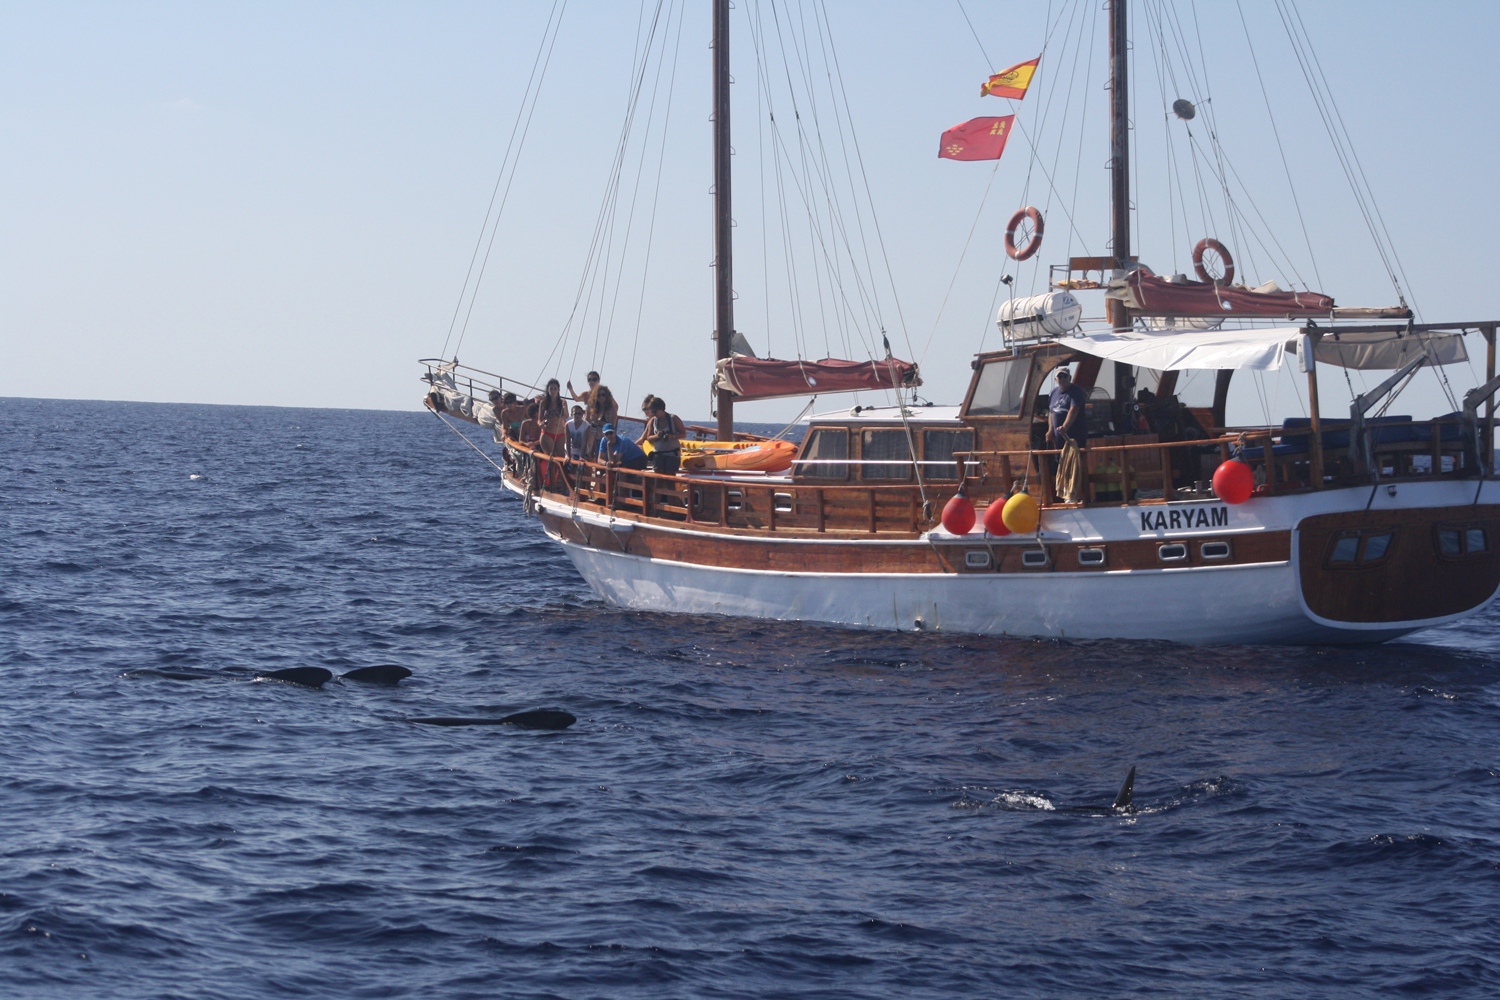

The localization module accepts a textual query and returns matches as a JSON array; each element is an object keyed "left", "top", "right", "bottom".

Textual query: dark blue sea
[{"left": 4, "top": 396, "right": 1499, "bottom": 999}]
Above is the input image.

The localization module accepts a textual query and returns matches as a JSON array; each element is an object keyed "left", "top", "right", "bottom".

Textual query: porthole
[
  {"left": 727, "top": 489, "right": 743, "bottom": 511},
  {"left": 773, "top": 492, "right": 793, "bottom": 513},
  {"left": 1021, "top": 549, "right": 1050, "bottom": 567},
  {"left": 1201, "top": 541, "right": 1231, "bottom": 560},
  {"left": 964, "top": 550, "right": 992, "bottom": 568},
  {"left": 1158, "top": 543, "right": 1188, "bottom": 562},
  {"left": 1077, "top": 547, "right": 1106, "bottom": 566}
]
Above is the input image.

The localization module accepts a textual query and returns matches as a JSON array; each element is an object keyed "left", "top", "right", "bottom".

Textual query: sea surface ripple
[{"left": 3, "top": 397, "right": 1499, "bottom": 999}]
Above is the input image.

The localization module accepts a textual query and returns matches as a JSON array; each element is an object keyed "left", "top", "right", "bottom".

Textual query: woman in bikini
[{"left": 538, "top": 380, "right": 568, "bottom": 457}]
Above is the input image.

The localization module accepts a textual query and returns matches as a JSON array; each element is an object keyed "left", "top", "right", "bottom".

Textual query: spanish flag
[{"left": 981, "top": 57, "right": 1040, "bottom": 99}]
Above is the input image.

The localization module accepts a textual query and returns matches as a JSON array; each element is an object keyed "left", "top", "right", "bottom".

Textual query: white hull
[{"left": 524, "top": 478, "right": 1500, "bottom": 645}]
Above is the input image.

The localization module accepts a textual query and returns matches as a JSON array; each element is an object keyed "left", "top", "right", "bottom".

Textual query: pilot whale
[
  {"left": 1056, "top": 765, "right": 1136, "bottom": 813},
  {"left": 402, "top": 709, "right": 576, "bottom": 731}
]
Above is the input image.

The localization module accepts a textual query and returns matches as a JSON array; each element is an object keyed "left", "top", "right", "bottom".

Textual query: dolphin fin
[{"left": 1113, "top": 765, "right": 1136, "bottom": 810}]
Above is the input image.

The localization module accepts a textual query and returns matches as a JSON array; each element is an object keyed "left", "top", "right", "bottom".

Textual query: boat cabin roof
[{"left": 804, "top": 403, "right": 963, "bottom": 427}]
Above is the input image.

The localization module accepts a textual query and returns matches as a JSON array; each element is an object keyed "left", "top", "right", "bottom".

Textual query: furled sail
[
  {"left": 1108, "top": 270, "right": 1335, "bottom": 317},
  {"left": 713, "top": 356, "right": 920, "bottom": 401}
]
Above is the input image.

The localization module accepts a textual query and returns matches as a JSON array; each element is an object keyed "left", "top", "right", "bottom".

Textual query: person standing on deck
[
  {"left": 1046, "top": 367, "right": 1089, "bottom": 447},
  {"left": 566, "top": 405, "right": 590, "bottom": 461},
  {"left": 639, "top": 396, "right": 685, "bottom": 476},
  {"left": 538, "top": 379, "right": 569, "bottom": 458}
]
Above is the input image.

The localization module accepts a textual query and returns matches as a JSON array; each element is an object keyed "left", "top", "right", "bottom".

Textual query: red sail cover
[
  {"left": 1115, "top": 271, "right": 1335, "bottom": 317},
  {"left": 715, "top": 356, "right": 920, "bottom": 402}
]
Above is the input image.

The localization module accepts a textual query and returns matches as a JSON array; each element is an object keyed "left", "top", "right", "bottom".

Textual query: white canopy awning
[{"left": 1066, "top": 326, "right": 1469, "bottom": 372}]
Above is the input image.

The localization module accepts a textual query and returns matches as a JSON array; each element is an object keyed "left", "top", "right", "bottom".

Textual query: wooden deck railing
[{"left": 506, "top": 417, "right": 1480, "bottom": 536}]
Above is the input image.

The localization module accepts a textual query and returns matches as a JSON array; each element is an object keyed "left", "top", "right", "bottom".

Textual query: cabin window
[
  {"left": 1435, "top": 524, "right": 1488, "bottom": 559},
  {"left": 1158, "top": 543, "right": 1188, "bottom": 562},
  {"left": 773, "top": 493, "right": 794, "bottom": 512},
  {"left": 967, "top": 357, "right": 1033, "bottom": 416},
  {"left": 1330, "top": 536, "right": 1360, "bottom": 563},
  {"left": 1362, "top": 533, "right": 1392, "bottom": 562},
  {"left": 727, "top": 489, "right": 743, "bottom": 511},
  {"left": 1021, "top": 549, "right": 1049, "bottom": 567},
  {"left": 921, "top": 428, "right": 975, "bottom": 480},
  {"left": 861, "top": 429, "right": 911, "bottom": 481},
  {"left": 1200, "top": 541, "right": 1231, "bottom": 560},
  {"left": 964, "top": 550, "right": 992, "bottom": 568},
  {"left": 1078, "top": 547, "right": 1106, "bottom": 566},
  {"left": 798, "top": 428, "right": 848, "bottom": 479},
  {"left": 1328, "top": 528, "right": 1397, "bottom": 567}
]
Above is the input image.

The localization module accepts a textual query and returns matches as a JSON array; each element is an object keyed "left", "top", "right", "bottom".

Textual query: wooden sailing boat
[{"left": 424, "top": 0, "right": 1500, "bottom": 645}]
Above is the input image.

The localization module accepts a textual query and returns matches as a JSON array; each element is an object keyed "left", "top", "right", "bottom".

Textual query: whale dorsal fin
[{"left": 1113, "top": 765, "right": 1136, "bottom": 810}]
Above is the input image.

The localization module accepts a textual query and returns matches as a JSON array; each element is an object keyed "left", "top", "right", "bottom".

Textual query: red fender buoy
[
  {"left": 942, "top": 492, "right": 976, "bottom": 535},
  {"left": 1212, "top": 459, "right": 1254, "bottom": 504},
  {"left": 1005, "top": 207, "right": 1045, "bottom": 261},
  {"left": 1193, "top": 238, "right": 1235, "bottom": 285},
  {"left": 982, "top": 500, "right": 1011, "bottom": 536}
]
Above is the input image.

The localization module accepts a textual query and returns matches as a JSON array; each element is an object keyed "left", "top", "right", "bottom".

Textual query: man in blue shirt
[
  {"left": 1046, "top": 366, "right": 1088, "bottom": 446},
  {"left": 596, "top": 423, "right": 648, "bottom": 470}
]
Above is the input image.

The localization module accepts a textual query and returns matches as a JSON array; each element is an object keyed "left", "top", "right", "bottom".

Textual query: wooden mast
[
  {"left": 1107, "top": 0, "right": 1130, "bottom": 331},
  {"left": 713, "top": 0, "right": 735, "bottom": 440}
]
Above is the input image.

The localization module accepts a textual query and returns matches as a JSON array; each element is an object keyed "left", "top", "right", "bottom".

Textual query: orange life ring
[
  {"left": 1193, "top": 238, "right": 1235, "bottom": 284},
  {"left": 1005, "top": 207, "right": 1045, "bottom": 261}
]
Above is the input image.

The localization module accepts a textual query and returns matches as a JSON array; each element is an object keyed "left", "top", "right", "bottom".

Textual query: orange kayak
[{"left": 680, "top": 440, "right": 798, "bottom": 473}]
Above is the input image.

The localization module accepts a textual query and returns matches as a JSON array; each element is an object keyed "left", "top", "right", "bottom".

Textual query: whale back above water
[{"left": 342, "top": 665, "right": 413, "bottom": 685}]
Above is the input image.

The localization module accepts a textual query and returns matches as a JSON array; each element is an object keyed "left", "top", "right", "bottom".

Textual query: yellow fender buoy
[{"left": 1001, "top": 492, "right": 1039, "bottom": 534}]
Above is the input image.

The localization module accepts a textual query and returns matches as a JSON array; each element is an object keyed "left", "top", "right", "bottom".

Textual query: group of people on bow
[{"left": 489, "top": 371, "right": 686, "bottom": 485}]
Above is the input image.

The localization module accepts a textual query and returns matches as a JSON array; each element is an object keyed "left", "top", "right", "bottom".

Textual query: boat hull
[{"left": 522, "top": 478, "right": 1500, "bottom": 645}]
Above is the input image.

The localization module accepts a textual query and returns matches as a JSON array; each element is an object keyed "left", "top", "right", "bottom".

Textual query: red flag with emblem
[{"left": 938, "top": 116, "right": 1014, "bottom": 161}]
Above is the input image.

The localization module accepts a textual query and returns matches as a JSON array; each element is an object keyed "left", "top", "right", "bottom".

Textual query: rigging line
[
  {"left": 1286, "top": 0, "right": 1418, "bottom": 316},
  {"left": 597, "top": 0, "right": 678, "bottom": 373},
  {"left": 1186, "top": 0, "right": 1243, "bottom": 264},
  {"left": 445, "top": 0, "right": 568, "bottom": 361},
  {"left": 1235, "top": 0, "right": 1320, "bottom": 291},
  {"left": 584, "top": 0, "right": 672, "bottom": 372},
  {"left": 751, "top": 7, "right": 812, "bottom": 364},
  {"left": 782, "top": 2, "right": 883, "bottom": 354},
  {"left": 625, "top": 0, "right": 686, "bottom": 410},
  {"left": 540, "top": 0, "right": 667, "bottom": 383},
  {"left": 1271, "top": 0, "right": 1400, "bottom": 302},
  {"left": 954, "top": 0, "right": 993, "bottom": 72},
  {"left": 815, "top": 1, "right": 918, "bottom": 359},
  {"left": 766, "top": 0, "right": 840, "bottom": 358},
  {"left": 813, "top": 1, "right": 895, "bottom": 346},
  {"left": 761, "top": 21, "right": 880, "bottom": 363},
  {"left": 921, "top": 160, "right": 1002, "bottom": 364},
  {"left": 431, "top": 410, "right": 510, "bottom": 479},
  {"left": 1202, "top": 136, "right": 1311, "bottom": 288},
  {"left": 1143, "top": 0, "right": 1182, "bottom": 267},
  {"left": 755, "top": 2, "right": 772, "bottom": 358},
  {"left": 1062, "top": 0, "right": 1096, "bottom": 262}
]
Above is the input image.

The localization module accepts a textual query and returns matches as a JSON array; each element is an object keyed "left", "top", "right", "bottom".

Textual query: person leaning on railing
[{"left": 597, "top": 423, "right": 648, "bottom": 470}]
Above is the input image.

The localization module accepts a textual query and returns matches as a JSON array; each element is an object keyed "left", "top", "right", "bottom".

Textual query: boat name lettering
[{"left": 1139, "top": 506, "right": 1228, "bottom": 532}]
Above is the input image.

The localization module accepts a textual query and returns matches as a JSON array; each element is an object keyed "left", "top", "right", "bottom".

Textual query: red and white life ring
[
  {"left": 1005, "top": 207, "right": 1045, "bottom": 261},
  {"left": 1193, "top": 237, "right": 1235, "bottom": 284}
]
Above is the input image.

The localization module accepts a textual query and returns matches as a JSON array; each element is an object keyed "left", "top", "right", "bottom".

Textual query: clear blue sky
[{"left": 2, "top": 1, "right": 1495, "bottom": 423}]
